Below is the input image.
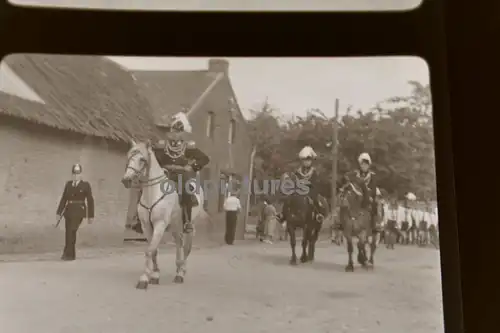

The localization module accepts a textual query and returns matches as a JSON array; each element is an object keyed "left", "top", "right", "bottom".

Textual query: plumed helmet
[
  {"left": 298, "top": 146, "right": 317, "bottom": 160},
  {"left": 358, "top": 152, "right": 372, "bottom": 165},
  {"left": 405, "top": 192, "right": 417, "bottom": 201},
  {"left": 169, "top": 112, "right": 192, "bottom": 133},
  {"left": 72, "top": 163, "right": 82, "bottom": 174}
]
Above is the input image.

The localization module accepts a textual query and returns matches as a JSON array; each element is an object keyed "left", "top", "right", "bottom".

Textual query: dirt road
[{"left": 0, "top": 241, "right": 444, "bottom": 333}]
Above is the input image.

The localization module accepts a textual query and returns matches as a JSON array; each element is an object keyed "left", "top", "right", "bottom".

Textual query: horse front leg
[
  {"left": 300, "top": 226, "right": 309, "bottom": 263},
  {"left": 308, "top": 227, "right": 319, "bottom": 262},
  {"left": 345, "top": 234, "right": 354, "bottom": 272},
  {"left": 357, "top": 234, "right": 368, "bottom": 267},
  {"left": 149, "top": 249, "right": 160, "bottom": 285},
  {"left": 136, "top": 217, "right": 153, "bottom": 290},
  {"left": 137, "top": 220, "right": 167, "bottom": 289},
  {"left": 173, "top": 231, "right": 186, "bottom": 283},
  {"left": 179, "top": 229, "right": 194, "bottom": 280},
  {"left": 288, "top": 225, "right": 298, "bottom": 265},
  {"left": 369, "top": 232, "right": 377, "bottom": 266}
]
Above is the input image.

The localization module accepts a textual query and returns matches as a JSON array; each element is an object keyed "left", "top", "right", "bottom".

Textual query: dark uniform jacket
[
  {"left": 339, "top": 169, "right": 377, "bottom": 219},
  {"left": 293, "top": 166, "right": 320, "bottom": 198},
  {"left": 56, "top": 180, "right": 95, "bottom": 220},
  {"left": 152, "top": 141, "right": 210, "bottom": 182}
]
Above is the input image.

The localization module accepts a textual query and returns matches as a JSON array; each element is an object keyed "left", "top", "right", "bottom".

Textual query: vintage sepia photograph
[
  {"left": 0, "top": 55, "right": 441, "bottom": 333},
  {"left": 9, "top": 0, "right": 423, "bottom": 12}
]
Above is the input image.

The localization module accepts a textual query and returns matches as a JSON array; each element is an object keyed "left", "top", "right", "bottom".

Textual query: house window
[
  {"left": 206, "top": 111, "right": 215, "bottom": 138},
  {"left": 229, "top": 119, "right": 236, "bottom": 144}
]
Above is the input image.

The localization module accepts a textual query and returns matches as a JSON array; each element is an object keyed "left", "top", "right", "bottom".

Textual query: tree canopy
[{"left": 247, "top": 81, "right": 436, "bottom": 201}]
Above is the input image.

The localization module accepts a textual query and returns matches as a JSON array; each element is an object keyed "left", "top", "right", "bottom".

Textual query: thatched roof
[
  {"left": 1, "top": 54, "right": 161, "bottom": 142},
  {"left": 132, "top": 70, "right": 218, "bottom": 125}
]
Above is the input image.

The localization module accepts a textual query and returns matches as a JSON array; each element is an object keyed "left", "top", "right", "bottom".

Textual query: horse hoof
[
  {"left": 136, "top": 281, "right": 148, "bottom": 290},
  {"left": 357, "top": 259, "right": 367, "bottom": 265},
  {"left": 173, "top": 275, "right": 184, "bottom": 284},
  {"left": 290, "top": 259, "right": 298, "bottom": 266},
  {"left": 150, "top": 277, "right": 160, "bottom": 285},
  {"left": 345, "top": 265, "right": 354, "bottom": 272},
  {"left": 300, "top": 256, "right": 308, "bottom": 263}
]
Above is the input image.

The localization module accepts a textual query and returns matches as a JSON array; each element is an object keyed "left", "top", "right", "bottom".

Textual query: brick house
[
  {"left": 130, "top": 59, "right": 253, "bottom": 239},
  {"left": 0, "top": 54, "right": 163, "bottom": 253},
  {"left": 0, "top": 55, "right": 252, "bottom": 253}
]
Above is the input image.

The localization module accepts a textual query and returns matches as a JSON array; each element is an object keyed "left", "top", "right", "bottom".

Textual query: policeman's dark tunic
[
  {"left": 56, "top": 180, "right": 94, "bottom": 259},
  {"left": 152, "top": 142, "right": 210, "bottom": 221}
]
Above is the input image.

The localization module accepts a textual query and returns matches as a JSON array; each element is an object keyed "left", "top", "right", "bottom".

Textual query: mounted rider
[
  {"left": 286, "top": 145, "right": 323, "bottom": 220},
  {"left": 128, "top": 112, "right": 210, "bottom": 234},
  {"left": 338, "top": 152, "right": 378, "bottom": 232}
]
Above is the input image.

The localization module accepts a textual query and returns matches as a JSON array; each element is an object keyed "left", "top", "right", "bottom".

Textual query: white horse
[{"left": 121, "top": 140, "right": 205, "bottom": 289}]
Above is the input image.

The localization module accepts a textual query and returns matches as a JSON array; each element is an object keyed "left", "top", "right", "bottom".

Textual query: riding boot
[
  {"left": 311, "top": 195, "right": 322, "bottom": 221},
  {"left": 182, "top": 200, "right": 194, "bottom": 233}
]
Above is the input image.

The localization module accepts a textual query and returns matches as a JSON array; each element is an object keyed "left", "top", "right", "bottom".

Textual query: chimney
[{"left": 208, "top": 58, "right": 229, "bottom": 75}]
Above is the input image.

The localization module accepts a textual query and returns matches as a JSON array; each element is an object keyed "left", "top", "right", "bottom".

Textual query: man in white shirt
[{"left": 223, "top": 194, "right": 241, "bottom": 245}]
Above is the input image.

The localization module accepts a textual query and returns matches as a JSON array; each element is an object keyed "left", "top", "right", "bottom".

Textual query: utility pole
[
  {"left": 331, "top": 99, "right": 340, "bottom": 217},
  {"left": 243, "top": 145, "right": 257, "bottom": 233}
]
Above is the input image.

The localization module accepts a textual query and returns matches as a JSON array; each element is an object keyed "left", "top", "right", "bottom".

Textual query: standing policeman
[{"left": 56, "top": 163, "right": 94, "bottom": 261}]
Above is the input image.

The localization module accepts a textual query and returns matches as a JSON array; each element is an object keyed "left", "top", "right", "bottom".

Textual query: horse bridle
[{"left": 125, "top": 150, "right": 167, "bottom": 188}]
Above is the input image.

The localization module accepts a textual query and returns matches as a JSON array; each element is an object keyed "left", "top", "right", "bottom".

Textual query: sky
[
  {"left": 109, "top": 56, "right": 430, "bottom": 119},
  {"left": 11, "top": 0, "right": 422, "bottom": 11}
]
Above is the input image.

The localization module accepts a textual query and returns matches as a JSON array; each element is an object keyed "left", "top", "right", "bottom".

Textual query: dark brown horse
[
  {"left": 281, "top": 187, "right": 329, "bottom": 265},
  {"left": 338, "top": 181, "right": 376, "bottom": 272}
]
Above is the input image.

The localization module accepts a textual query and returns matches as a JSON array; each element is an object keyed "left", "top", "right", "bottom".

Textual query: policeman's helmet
[{"left": 72, "top": 163, "right": 82, "bottom": 174}]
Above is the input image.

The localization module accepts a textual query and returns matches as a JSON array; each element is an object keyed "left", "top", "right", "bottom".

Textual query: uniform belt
[{"left": 68, "top": 200, "right": 85, "bottom": 204}]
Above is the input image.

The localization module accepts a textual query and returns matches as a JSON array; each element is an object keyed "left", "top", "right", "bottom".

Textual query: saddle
[
  {"left": 160, "top": 169, "right": 199, "bottom": 207},
  {"left": 179, "top": 183, "right": 199, "bottom": 207},
  {"left": 138, "top": 183, "right": 198, "bottom": 207}
]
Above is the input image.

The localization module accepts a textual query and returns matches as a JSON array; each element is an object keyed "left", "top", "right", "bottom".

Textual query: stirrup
[{"left": 183, "top": 221, "right": 194, "bottom": 233}]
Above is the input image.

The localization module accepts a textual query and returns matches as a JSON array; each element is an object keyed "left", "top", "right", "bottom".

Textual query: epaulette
[
  {"left": 152, "top": 140, "right": 165, "bottom": 149},
  {"left": 186, "top": 140, "right": 196, "bottom": 149}
]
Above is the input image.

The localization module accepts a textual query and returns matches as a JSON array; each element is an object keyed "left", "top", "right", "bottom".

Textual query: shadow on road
[
  {"left": 324, "top": 290, "right": 362, "bottom": 299},
  {"left": 252, "top": 253, "right": 347, "bottom": 273}
]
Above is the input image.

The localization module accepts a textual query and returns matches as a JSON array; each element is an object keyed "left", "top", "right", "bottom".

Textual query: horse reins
[
  {"left": 125, "top": 149, "right": 170, "bottom": 227},
  {"left": 125, "top": 151, "right": 167, "bottom": 188}
]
